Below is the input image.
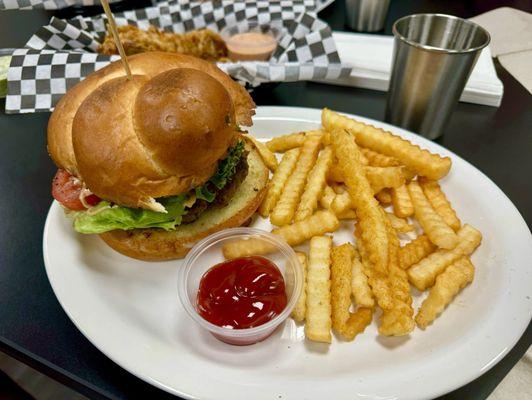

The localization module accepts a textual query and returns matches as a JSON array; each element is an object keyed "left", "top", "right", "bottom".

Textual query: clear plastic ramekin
[
  {"left": 177, "top": 227, "right": 302, "bottom": 346},
  {"left": 220, "top": 20, "right": 285, "bottom": 61}
]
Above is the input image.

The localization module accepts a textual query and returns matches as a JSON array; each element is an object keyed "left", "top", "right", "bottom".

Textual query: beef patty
[{"left": 181, "top": 150, "right": 249, "bottom": 224}]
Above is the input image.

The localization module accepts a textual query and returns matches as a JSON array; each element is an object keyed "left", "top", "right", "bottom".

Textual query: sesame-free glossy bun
[
  {"left": 47, "top": 52, "right": 255, "bottom": 210},
  {"left": 134, "top": 68, "right": 236, "bottom": 177}
]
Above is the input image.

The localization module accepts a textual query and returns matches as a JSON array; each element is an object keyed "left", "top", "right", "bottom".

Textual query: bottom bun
[{"left": 99, "top": 148, "right": 269, "bottom": 261}]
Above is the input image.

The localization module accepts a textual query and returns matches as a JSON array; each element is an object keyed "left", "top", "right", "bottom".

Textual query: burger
[{"left": 47, "top": 52, "right": 269, "bottom": 261}]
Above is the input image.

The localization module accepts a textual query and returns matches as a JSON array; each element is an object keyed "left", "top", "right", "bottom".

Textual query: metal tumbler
[
  {"left": 385, "top": 14, "right": 490, "bottom": 139},
  {"left": 346, "top": 0, "right": 391, "bottom": 32}
]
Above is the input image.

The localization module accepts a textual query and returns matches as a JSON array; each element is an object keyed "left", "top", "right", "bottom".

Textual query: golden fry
[
  {"left": 408, "top": 224, "right": 482, "bottom": 290},
  {"left": 379, "top": 218, "right": 415, "bottom": 336},
  {"left": 419, "top": 177, "right": 461, "bottom": 231},
  {"left": 331, "top": 244, "right": 355, "bottom": 334},
  {"left": 258, "top": 148, "right": 300, "bottom": 217},
  {"left": 291, "top": 252, "right": 308, "bottom": 322},
  {"left": 366, "top": 166, "right": 406, "bottom": 194},
  {"left": 331, "top": 183, "right": 346, "bottom": 194},
  {"left": 341, "top": 308, "right": 373, "bottom": 341},
  {"left": 356, "top": 229, "right": 394, "bottom": 310},
  {"left": 222, "top": 237, "right": 277, "bottom": 259},
  {"left": 272, "top": 210, "right": 340, "bottom": 246},
  {"left": 399, "top": 234, "right": 436, "bottom": 269},
  {"left": 222, "top": 210, "right": 340, "bottom": 259},
  {"left": 331, "top": 190, "right": 352, "bottom": 215},
  {"left": 305, "top": 236, "right": 333, "bottom": 343},
  {"left": 386, "top": 212, "right": 415, "bottom": 233},
  {"left": 361, "top": 147, "right": 401, "bottom": 167},
  {"left": 331, "top": 129, "right": 389, "bottom": 274},
  {"left": 375, "top": 189, "right": 392, "bottom": 204},
  {"left": 270, "top": 135, "right": 321, "bottom": 226},
  {"left": 295, "top": 147, "right": 333, "bottom": 221},
  {"left": 337, "top": 209, "right": 357, "bottom": 220},
  {"left": 402, "top": 168, "right": 417, "bottom": 181},
  {"left": 245, "top": 135, "right": 278, "bottom": 171},
  {"left": 351, "top": 246, "right": 375, "bottom": 308},
  {"left": 391, "top": 184, "right": 414, "bottom": 218},
  {"left": 328, "top": 163, "right": 344, "bottom": 182},
  {"left": 319, "top": 185, "right": 336, "bottom": 209},
  {"left": 266, "top": 132, "right": 305, "bottom": 152},
  {"left": 416, "top": 257, "right": 475, "bottom": 329},
  {"left": 408, "top": 181, "right": 459, "bottom": 249},
  {"left": 329, "top": 164, "right": 404, "bottom": 193},
  {"left": 331, "top": 244, "right": 374, "bottom": 341},
  {"left": 322, "top": 108, "right": 452, "bottom": 180}
]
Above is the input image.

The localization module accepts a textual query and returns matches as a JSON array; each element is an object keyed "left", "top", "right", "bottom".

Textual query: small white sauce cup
[{"left": 177, "top": 227, "right": 303, "bottom": 346}]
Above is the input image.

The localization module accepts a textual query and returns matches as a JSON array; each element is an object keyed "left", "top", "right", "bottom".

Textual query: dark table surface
[{"left": 0, "top": 1, "right": 531, "bottom": 399}]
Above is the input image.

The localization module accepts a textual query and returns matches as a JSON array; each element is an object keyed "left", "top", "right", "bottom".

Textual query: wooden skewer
[{"left": 100, "top": 0, "right": 132, "bottom": 79}]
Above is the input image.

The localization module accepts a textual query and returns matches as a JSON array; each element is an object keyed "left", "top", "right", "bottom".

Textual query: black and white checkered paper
[
  {"left": 6, "top": 0, "right": 351, "bottom": 113},
  {"left": 0, "top": 0, "right": 333, "bottom": 11},
  {"left": 0, "top": 0, "right": 120, "bottom": 10}
]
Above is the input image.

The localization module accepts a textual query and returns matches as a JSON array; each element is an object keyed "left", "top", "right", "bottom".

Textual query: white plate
[{"left": 43, "top": 106, "right": 532, "bottom": 400}]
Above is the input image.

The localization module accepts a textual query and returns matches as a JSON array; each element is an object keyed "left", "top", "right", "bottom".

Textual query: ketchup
[{"left": 197, "top": 256, "right": 287, "bottom": 330}]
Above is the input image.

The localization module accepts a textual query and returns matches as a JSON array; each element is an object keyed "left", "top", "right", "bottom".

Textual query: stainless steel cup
[
  {"left": 346, "top": 0, "right": 391, "bottom": 32},
  {"left": 385, "top": 14, "right": 490, "bottom": 139}
]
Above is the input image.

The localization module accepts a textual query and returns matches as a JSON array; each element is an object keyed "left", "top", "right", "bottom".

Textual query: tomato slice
[{"left": 52, "top": 169, "right": 100, "bottom": 211}]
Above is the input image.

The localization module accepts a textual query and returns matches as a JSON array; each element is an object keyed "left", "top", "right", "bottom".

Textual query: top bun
[{"left": 47, "top": 52, "right": 255, "bottom": 211}]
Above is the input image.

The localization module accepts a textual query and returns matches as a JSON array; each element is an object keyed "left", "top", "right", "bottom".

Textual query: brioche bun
[
  {"left": 48, "top": 52, "right": 255, "bottom": 177},
  {"left": 48, "top": 52, "right": 255, "bottom": 211},
  {"left": 100, "top": 147, "right": 269, "bottom": 261}
]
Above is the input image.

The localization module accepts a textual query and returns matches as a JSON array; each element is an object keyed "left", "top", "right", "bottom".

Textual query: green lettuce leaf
[
  {"left": 195, "top": 140, "right": 244, "bottom": 202},
  {"left": 73, "top": 195, "right": 186, "bottom": 234},
  {"left": 71, "top": 141, "right": 245, "bottom": 234}
]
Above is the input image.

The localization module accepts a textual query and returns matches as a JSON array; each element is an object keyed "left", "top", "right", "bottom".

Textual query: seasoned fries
[
  {"left": 331, "top": 244, "right": 355, "bottom": 334},
  {"left": 331, "top": 129, "right": 389, "bottom": 274},
  {"left": 337, "top": 209, "right": 357, "bottom": 220},
  {"left": 222, "top": 210, "right": 340, "bottom": 259},
  {"left": 319, "top": 185, "right": 336, "bottom": 209},
  {"left": 271, "top": 135, "right": 321, "bottom": 226},
  {"left": 245, "top": 135, "right": 278, "bottom": 171},
  {"left": 306, "top": 236, "right": 333, "bottom": 343},
  {"left": 379, "top": 220, "right": 415, "bottom": 336},
  {"left": 244, "top": 107, "right": 484, "bottom": 346},
  {"left": 351, "top": 247, "right": 375, "bottom": 308},
  {"left": 391, "top": 185, "right": 414, "bottom": 218},
  {"left": 386, "top": 213, "right": 415, "bottom": 233},
  {"left": 295, "top": 147, "right": 333, "bottom": 221},
  {"left": 266, "top": 132, "right": 305, "bottom": 152},
  {"left": 331, "top": 244, "right": 373, "bottom": 341},
  {"left": 366, "top": 166, "right": 405, "bottom": 194},
  {"left": 416, "top": 257, "right": 475, "bottom": 329},
  {"left": 341, "top": 308, "right": 373, "bottom": 341},
  {"left": 329, "top": 165, "right": 405, "bottom": 194},
  {"left": 361, "top": 147, "right": 400, "bottom": 167},
  {"left": 399, "top": 234, "right": 436, "bottom": 269},
  {"left": 331, "top": 190, "right": 352, "bottom": 215},
  {"left": 408, "top": 181, "right": 459, "bottom": 249},
  {"left": 291, "top": 252, "right": 308, "bottom": 322},
  {"left": 272, "top": 210, "right": 340, "bottom": 246},
  {"left": 328, "top": 164, "right": 344, "bottom": 182},
  {"left": 258, "top": 148, "right": 300, "bottom": 217},
  {"left": 322, "top": 108, "right": 452, "bottom": 180},
  {"left": 419, "top": 178, "right": 461, "bottom": 231},
  {"left": 356, "top": 230, "right": 394, "bottom": 311},
  {"left": 375, "top": 189, "right": 392, "bottom": 204},
  {"left": 408, "top": 224, "right": 482, "bottom": 290}
]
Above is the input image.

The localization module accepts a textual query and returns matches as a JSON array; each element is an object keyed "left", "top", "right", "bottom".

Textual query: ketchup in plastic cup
[
  {"left": 178, "top": 228, "right": 302, "bottom": 346},
  {"left": 197, "top": 256, "right": 288, "bottom": 329}
]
